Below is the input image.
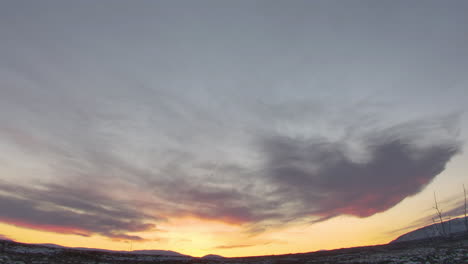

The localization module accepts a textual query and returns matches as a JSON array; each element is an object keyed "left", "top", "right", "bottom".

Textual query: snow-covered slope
[{"left": 392, "top": 216, "right": 468, "bottom": 243}]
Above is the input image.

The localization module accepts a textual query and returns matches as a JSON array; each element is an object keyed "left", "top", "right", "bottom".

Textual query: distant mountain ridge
[
  {"left": 2, "top": 235, "right": 467, "bottom": 264},
  {"left": 392, "top": 216, "right": 468, "bottom": 243},
  {"left": 34, "top": 243, "right": 189, "bottom": 257},
  {"left": 131, "top": 250, "right": 188, "bottom": 257},
  {"left": 201, "top": 254, "right": 225, "bottom": 259}
]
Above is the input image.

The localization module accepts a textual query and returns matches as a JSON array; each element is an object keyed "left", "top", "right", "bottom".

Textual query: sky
[{"left": 0, "top": 0, "right": 468, "bottom": 258}]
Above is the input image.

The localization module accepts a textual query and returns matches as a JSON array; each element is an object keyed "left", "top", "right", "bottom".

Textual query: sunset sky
[{"left": 1, "top": 0, "right": 468, "bottom": 258}]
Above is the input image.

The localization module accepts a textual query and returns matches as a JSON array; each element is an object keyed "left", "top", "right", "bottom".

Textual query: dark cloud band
[{"left": 260, "top": 132, "right": 460, "bottom": 222}]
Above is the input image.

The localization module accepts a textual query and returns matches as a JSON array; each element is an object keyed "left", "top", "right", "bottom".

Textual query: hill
[
  {"left": 1, "top": 235, "right": 467, "bottom": 264},
  {"left": 392, "top": 216, "right": 468, "bottom": 243}
]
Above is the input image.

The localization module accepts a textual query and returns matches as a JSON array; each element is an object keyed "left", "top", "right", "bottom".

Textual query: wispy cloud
[
  {"left": 213, "top": 244, "right": 258, "bottom": 250},
  {"left": 0, "top": 234, "right": 12, "bottom": 241},
  {"left": 0, "top": 182, "right": 156, "bottom": 241},
  {"left": 0, "top": 114, "right": 460, "bottom": 239},
  {"left": 386, "top": 192, "right": 467, "bottom": 237}
]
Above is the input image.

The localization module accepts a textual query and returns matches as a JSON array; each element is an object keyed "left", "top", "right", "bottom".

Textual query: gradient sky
[{"left": 1, "top": 0, "right": 468, "bottom": 257}]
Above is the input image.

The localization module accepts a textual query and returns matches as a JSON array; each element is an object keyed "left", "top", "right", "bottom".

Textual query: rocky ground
[{"left": 1, "top": 233, "right": 467, "bottom": 264}]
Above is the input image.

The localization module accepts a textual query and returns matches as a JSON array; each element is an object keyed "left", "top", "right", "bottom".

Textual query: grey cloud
[
  {"left": 142, "top": 168, "right": 282, "bottom": 224},
  {"left": 0, "top": 116, "right": 461, "bottom": 236},
  {"left": 136, "top": 116, "right": 463, "bottom": 231},
  {"left": 0, "top": 182, "right": 156, "bottom": 241},
  {"left": 257, "top": 117, "right": 461, "bottom": 222},
  {"left": 442, "top": 201, "right": 467, "bottom": 218}
]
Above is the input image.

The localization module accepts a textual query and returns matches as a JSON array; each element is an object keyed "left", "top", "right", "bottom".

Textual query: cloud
[
  {"left": 144, "top": 175, "right": 282, "bottom": 225},
  {"left": 256, "top": 117, "right": 461, "bottom": 224},
  {"left": 386, "top": 193, "right": 467, "bottom": 238},
  {"left": 0, "top": 182, "right": 156, "bottom": 241},
  {"left": 0, "top": 78, "right": 462, "bottom": 238},
  {"left": 0, "top": 115, "right": 461, "bottom": 238},
  {"left": 442, "top": 201, "right": 467, "bottom": 218},
  {"left": 213, "top": 244, "right": 258, "bottom": 250},
  {"left": 0, "top": 234, "right": 12, "bottom": 241},
  {"left": 135, "top": 116, "right": 461, "bottom": 233},
  {"left": 212, "top": 239, "right": 277, "bottom": 250}
]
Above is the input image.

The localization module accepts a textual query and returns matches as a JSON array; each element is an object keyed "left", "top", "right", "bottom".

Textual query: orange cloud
[{"left": 0, "top": 217, "right": 91, "bottom": 237}]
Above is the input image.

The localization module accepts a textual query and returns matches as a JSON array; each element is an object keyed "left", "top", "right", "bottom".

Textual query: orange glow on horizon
[
  {"left": 1, "top": 172, "right": 466, "bottom": 258},
  {"left": 0, "top": 213, "right": 410, "bottom": 258}
]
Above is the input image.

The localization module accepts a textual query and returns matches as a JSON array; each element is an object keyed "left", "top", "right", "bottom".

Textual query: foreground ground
[{"left": 1, "top": 233, "right": 467, "bottom": 264}]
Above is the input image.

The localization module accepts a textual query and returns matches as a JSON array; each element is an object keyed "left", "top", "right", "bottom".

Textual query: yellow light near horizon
[
  {"left": 1, "top": 186, "right": 464, "bottom": 259},
  {"left": 0, "top": 214, "right": 402, "bottom": 258}
]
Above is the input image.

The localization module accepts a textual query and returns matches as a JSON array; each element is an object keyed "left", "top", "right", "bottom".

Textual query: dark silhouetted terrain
[{"left": 1, "top": 232, "right": 467, "bottom": 264}]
